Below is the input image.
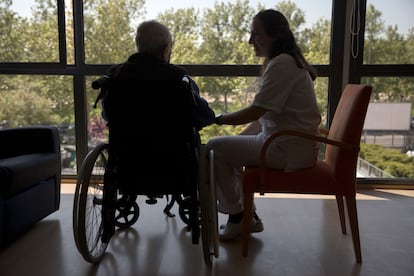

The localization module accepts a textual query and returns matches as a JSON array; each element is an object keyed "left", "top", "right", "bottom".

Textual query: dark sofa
[{"left": 0, "top": 125, "right": 61, "bottom": 248}]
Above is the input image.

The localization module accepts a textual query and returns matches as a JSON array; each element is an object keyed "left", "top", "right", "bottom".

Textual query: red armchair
[{"left": 241, "top": 84, "right": 372, "bottom": 263}]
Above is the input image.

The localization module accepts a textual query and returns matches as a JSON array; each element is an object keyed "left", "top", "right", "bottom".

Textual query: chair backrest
[{"left": 325, "top": 84, "right": 372, "bottom": 192}]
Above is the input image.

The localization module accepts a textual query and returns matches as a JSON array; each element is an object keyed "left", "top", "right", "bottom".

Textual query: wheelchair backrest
[{"left": 104, "top": 62, "right": 198, "bottom": 194}]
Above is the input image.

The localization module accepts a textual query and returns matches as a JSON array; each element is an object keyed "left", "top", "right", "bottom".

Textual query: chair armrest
[
  {"left": 0, "top": 126, "right": 60, "bottom": 159},
  {"left": 261, "top": 129, "right": 359, "bottom": 161}
]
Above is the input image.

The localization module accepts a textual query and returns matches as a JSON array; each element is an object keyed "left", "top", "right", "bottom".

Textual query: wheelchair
[
  {"left": 73, "top": 75, "right": 219, "bottom": 265},
  {"left": 72, "top": 142, "right": 219, "bottom": 265}
]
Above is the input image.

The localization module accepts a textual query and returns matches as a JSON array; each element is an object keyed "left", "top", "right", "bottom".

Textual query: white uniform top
[{"left": 252, "top": 53, "right": 322, "bottom": 171}]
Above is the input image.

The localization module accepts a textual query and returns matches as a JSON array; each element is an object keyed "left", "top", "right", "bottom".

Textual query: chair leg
[
  {"left": 336, "top": 195, "right": 346, "bottom": 234},
  {"left": 345, "top": 196, "right": 362, "bottom": 263},
  {"left": 242, "top": 191, "right": 254, "bottom": 257}
]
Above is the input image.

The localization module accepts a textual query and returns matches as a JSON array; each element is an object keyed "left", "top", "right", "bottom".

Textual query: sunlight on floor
[
  {"left": 374, "top": 188, "right": 414, "bottom": 198},
  {"left": 61, "top": 183, "right": 414, "bottom": 201}
]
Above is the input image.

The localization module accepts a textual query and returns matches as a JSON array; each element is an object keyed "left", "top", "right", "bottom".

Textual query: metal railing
[{"left": 357, "top": 157, "right": 394, "bottom": 178}]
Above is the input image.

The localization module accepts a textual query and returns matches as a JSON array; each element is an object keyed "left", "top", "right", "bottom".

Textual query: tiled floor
[{"left": 1, "top": 185, "right": 414, "bottom": 276}]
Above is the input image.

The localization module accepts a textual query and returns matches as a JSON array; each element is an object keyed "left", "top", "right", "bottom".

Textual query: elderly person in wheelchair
[{"left": 73, "top": 20, "right": 218, "bottom": 265}]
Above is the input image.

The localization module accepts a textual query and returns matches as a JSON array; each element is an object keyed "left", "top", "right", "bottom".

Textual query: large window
[{"left": 1, "top": 0, "right": 413, "bottom": 185}]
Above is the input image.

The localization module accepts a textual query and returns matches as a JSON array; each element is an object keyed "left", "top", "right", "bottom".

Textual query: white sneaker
[
  {"left": 219, "top": 220, "right": 243, "bottom": 241},
  {"left": 219, "top": 217, "right": 264, "bottom": 241}
]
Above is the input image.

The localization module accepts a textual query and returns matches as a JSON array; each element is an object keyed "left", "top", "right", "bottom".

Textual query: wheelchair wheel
[
  {"left": 115, "top": 193, "right": 139, "bottom": 228},
  {"left": 177, "top": 194, "right": 200, "bottom": 225},
  {"left": 73, "top": 142, "right": 109, "bottom": 263},
  {"left": 198, "top": 145, "right": 219, "bottom": 265}
]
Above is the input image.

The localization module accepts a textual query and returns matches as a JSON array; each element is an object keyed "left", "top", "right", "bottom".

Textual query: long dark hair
[{"left": 254, "top": 9, "right": 317, "bottom": 80}]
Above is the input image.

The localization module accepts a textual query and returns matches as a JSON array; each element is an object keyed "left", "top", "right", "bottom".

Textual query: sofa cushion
[{"left": 0, "top": 153, "right": 59, "bottom": 198}]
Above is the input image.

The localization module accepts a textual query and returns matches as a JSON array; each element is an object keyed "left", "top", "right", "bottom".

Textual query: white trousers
[{"left": 206, "top": 133, "right": 286, "bottom": 215}]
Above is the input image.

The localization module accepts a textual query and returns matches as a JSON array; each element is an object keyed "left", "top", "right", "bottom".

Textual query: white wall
[{"left": 363, "top": 102, "right": 412, "bottom": 131}]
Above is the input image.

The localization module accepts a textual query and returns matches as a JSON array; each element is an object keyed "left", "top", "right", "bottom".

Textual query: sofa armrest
[{"left": 0, "top": 126, "right": 61, "bottom": 159}]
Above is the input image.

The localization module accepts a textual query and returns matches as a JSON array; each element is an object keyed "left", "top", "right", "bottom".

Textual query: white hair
[{"left": 135, "top": 20, "right": 172, "bottom": 56}]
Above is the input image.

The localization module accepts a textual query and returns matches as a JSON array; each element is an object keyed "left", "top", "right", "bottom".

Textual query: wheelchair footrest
[{"left": 145, "top": 194, "right": 164, "bottom": 204}]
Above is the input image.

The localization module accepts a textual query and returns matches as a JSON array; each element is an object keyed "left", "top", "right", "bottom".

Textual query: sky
[{"left": 10, "top": 0, "right": 414, "bottom": 34}]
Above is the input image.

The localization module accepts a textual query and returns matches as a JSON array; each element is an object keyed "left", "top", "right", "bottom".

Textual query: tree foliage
[
  {"left": 0, "top": 0, "right": 27, "bottom": 61},
  {"left": 83, "top": 0, "right": 145, "bottom": 64},
  {"left": 363, "top": 4, "right": 414, "bottom": 102}
]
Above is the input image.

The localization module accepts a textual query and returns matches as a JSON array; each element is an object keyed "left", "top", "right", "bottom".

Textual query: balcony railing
[{"left": 357, "top": 157, "right": 394, "bottom": 178}]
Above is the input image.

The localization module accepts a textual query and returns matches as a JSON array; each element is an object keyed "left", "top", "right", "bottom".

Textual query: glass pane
[
  {"left": 87, "top": 75, "right": 108, "bottom": 146},
  {"left": 0, "top": 74, "right": 75, "bottom": 174},
  {"left": 5, "top": 0, "right": 60, "bottom": 62},
  {"left": 193, "top": 76, "right": 259, "bottom": 143},
  {"left": 83, "top": 0, "right": 332, "bottom": 65},
  {"left": 57, "top": 76, "right": 109, "bottom": 176},
  {"left": 364, "top": 0, "right": 414, "bottom": 64},
  {"left": 66, "top": 1, "right": 74, "bottom": 65},
  {"left": 360, "top": 77, "right": 414, "bottom": 179}
]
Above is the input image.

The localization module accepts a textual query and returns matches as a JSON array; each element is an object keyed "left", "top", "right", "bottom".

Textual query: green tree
[
  {"left": 363, "top": 4, "right": 414, "bottom": 102},
  {"left": 0, "top": 86, "right": 58, "bottom": 127},
  {"left": 157, "top": 7, "right": 201, "bottom": 64},
  {"left": 197, "top": 0, "right": 259, "bottom": 110},
  {"left": 0, "top": 0, "right": 27, "bottom": 61},
  {"left": 25, "top": 0, "right": 60, "bottom": 62},
  {"left": 83, "top": 0, "right": 145, "bottom": 64}
]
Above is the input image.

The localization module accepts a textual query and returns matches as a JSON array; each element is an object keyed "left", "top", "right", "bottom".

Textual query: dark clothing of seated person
[
  {"left": 96, "top": 20, "right": 215, "bottom": 195},
  {"left": 100, "top": 53, "right": 214, "bottom": 132}
]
